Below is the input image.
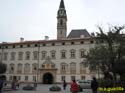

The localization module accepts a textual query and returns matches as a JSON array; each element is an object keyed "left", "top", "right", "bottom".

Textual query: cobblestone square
[{"left": 3, "top": 84, "right": 92, "bottom": 93}]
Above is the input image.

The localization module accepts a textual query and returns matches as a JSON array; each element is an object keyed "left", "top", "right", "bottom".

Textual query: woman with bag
[{"left": 70, "top": 80, "right": 78, "bottom": 93}]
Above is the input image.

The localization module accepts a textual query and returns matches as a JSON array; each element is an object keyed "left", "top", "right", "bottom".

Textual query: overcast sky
[{"left": 0, "top": 0, "right": 125, "bottom": 42}]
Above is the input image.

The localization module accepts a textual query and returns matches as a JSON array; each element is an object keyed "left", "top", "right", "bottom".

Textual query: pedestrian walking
[
  {"left": 11, "top": 80, "right": 16, "bottom": 90},
  {"left": 91, "top": 77, "right": 99, "bottom": 93},
  {"left": 63, "top": 80, "right": 67, "bottom": 90},
  {"left": 70, "top": 79, "right": 78, "bottom": 93}
]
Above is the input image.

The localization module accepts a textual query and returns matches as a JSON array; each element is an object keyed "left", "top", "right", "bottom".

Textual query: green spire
[{"left": 59, "top": 0, "right": 65, "bottom": 9}]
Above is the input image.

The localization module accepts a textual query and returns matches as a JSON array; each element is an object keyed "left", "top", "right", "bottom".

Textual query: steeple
[
  {"left": 59, "top": 0, "right": 65, "bottom": 9},
  {"left": 57, "top": 0, "right": 67, "bottom": 40}
]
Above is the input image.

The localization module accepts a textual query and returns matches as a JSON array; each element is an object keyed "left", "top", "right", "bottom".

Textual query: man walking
[
  {"left": 91, "top": 77, "right": 99, "bottom": 93},
  {"left": 63, "top": 80, "right": 67, "bottom": 90}
]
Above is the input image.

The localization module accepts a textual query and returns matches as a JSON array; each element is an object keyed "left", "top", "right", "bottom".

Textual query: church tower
[{"left": 57, "top": 0, "right": 67, "bottom": 39}]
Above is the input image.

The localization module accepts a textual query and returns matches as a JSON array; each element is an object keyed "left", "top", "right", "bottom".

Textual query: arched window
[
  {"left": 70, "top": 62, "right": 76, "bottom": 74},
  {"left": 17, "top": 63, "right": 22, "bottom": 73},
  {"left": 9, "top": 63, "right": 14, "bottom": 73},
  {"left": 24, "top": 63, "right": 30, "bottom": 73},
  {"left": 60, "top": 63, "right": 68, "bottom": 74}
]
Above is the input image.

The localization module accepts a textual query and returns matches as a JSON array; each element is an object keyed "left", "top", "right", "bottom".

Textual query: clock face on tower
[{"left": 59, "top": 11, "right": 64, "bottom": 16}]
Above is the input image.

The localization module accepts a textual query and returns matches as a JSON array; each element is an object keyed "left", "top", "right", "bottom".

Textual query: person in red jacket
[{"left": 70, "top": 80, "right": 78, "bottom": 93}]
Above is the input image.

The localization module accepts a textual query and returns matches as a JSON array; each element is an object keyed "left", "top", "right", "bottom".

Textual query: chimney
[
  {"left": 20, "top": 37, "right": 24, "bottom": 42},
  {"left": 45, "top": 36, "right": 49, "bottom": 40}
]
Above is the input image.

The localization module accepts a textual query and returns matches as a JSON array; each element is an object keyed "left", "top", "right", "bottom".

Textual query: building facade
[{"left": 0, "top": 0, "right": 98, "bottom": 83}]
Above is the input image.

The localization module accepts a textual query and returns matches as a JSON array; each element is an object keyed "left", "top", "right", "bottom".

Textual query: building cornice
[{"left": 0, "top": 37, "right": 94, "bottom": 45}]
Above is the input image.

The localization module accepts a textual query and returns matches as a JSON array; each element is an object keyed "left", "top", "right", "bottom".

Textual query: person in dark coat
[
  {"left": 11, "top": 80, "right": 16, "bottom": 90},
  {"left": 63, "top": 80, "right": 67, "bottom": 90},
  {"left": 91, "top": 77, "right": 99, "bottom": 93}
]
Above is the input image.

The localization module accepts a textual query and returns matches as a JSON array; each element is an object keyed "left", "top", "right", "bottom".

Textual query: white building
[{"left": 0, "top": 0, "right": 98, "bottom": 83}]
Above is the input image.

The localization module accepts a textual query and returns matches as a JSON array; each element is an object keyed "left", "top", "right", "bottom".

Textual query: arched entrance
[{"left": 43, "top": 73, "right": 53, "bottom": 84}]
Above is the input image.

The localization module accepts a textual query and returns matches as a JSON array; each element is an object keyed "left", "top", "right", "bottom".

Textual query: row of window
[
  {"left": 8, "top": 62, "right": 86, "bottom": 74},
  {"left": 60, "top": 62, "right": 86, "bottom": 74},
  {"left": 9, "top": 63, "right": 38, "bottom": 74},
  {"left": 0, "top": 41, "right": 94, "bottom": 49},
  {"left": 61, "top": 76, "right": 86, "bottom": 81},
  {"left": 9, "top": 76, "right": 37, "bottom": 81},
  {"left": 0, "top": 49, "right": 86, "bottom": 61},
  {"left": 9, "top": 75, "right": 86, "bottom": 81}
]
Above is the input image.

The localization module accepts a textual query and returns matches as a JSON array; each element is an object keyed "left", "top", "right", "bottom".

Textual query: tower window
[{"left": 60, "top": 19, "right": 63, "bottom": 25}]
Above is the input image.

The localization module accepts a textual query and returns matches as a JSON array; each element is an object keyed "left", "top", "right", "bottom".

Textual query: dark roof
[
  {"left": 59, "top": 0, "right": 65, "bottom": 9},
  {"left": 67, "top": 29, "right": 90, "bottom": 38}
]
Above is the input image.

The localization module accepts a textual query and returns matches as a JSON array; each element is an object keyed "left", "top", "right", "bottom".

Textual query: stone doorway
[
  {"left": 38, "top": 56, "right": 57, "bottom": 84},
  {"left": 43, "top": 73, "right": 53, "bottom": 84}
]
